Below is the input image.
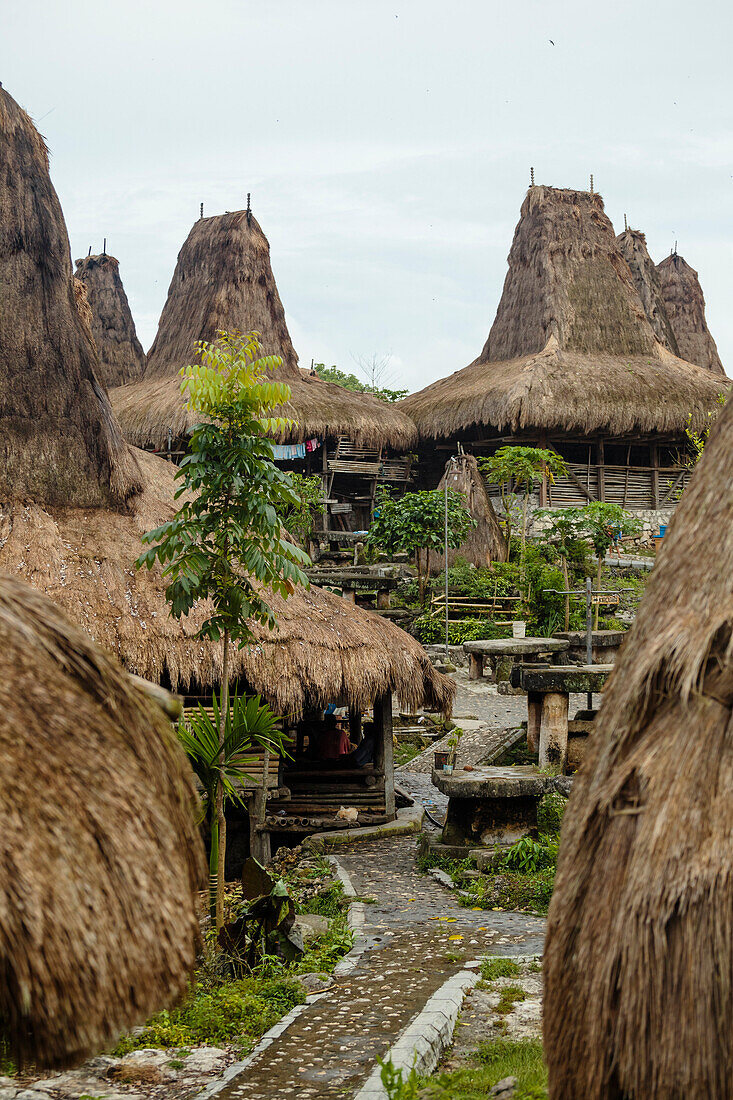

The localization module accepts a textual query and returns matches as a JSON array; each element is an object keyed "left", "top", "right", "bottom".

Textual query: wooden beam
[
  {"left": 597, "top": 439, "right": 606, "bottom": 503},
  {"left": 651, "top": 444, "right": 659, "bottom": 509},
  {"left": 373, "top": 692, "right": 395, "bottom": 820}
]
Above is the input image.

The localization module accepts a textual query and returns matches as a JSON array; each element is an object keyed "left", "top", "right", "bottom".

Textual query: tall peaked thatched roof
[
  {"left": 427, "top": 453, "right": 508, "bottom": 572},
  {"left": 111, "top": 208, "right": 417, "bottom": 450},
  {"left": 544, "top": 396, "right": 733, "bottom": 1097},
  {"left": 401, "top": 186, "right": 728, "bottom": 440},
  {"left": 615, "top": 227, "right": 679, "bottom": 353},
  {"left": 0, "top": 573, "right": 205, "bottom": 1070},
  {"left": 0, "top": 86, "right": 141, "bottom": 506},
  {"left": 657, "top": 251, "right": 726, "bottom": 376},
  {"left": 0, "top": 85, "right": 448, "bottom": 717},
  {"left": 74, "top": 252, "right": 145, "bottom": 387}
]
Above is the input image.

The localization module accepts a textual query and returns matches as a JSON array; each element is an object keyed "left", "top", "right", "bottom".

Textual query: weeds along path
[{"left": 212, "top": 837, "right": 544, "bottom": 1098}]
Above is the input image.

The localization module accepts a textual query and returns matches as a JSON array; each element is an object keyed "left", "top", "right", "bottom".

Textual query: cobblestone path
[{"left": 215, "top": 837, "right": 544, "bottom": 1098}]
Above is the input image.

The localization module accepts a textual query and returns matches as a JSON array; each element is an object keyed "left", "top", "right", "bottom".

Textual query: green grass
[
  {"left": 420, "top": 1038, "right": 548, "bottom": 1099},
  {"left": 394, "top": 742, "right": 421, "bottom": 767},
  {"left": 480, "top": 956, "right": 521, "bottom": 982},
  {"left": 494, "top": 985, "right": 527, "bottom": 1015}
]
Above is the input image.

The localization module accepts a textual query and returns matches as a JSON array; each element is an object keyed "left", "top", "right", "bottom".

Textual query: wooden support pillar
[
  {"left": 651, "top": 443, "right": 659, "bottom": 509},
  {"left": 468, "top": 652, "right": 485, "bottom": 680},
  {"left": 348, "top": 707, "right": 363, "bottom": 745},
  {"left": 342, "top": 587, "right": 356, "bottom": 603},
  {"left": 373, "top": 692, "right": 395, "bottom": 819},
  {"left": 539, "top": 692, "right": 569, "bottom": 771},
  {"left": 597, "top": 439, "right": 606, "bottom": 503},
  {"left": 377, "top": 588, "right": 391, "bottom": 610},
  {"left": 527, "top": 691, "right": 542, "bottom": 755}
]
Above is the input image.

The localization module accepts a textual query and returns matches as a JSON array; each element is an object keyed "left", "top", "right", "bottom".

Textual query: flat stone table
[
  {"left": 432, "top": 764, "right": 552, "bottom": 847},
  {"left": 463, "top": 637, "right": 570, "bottom": 685},
  {"left": 553, "top": 629, "right": 626, "bottom": 665},
  {"left": 510, "top": 664, "right": 613, "bottom": 770}
]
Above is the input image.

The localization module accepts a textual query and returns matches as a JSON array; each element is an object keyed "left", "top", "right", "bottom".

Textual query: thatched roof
[
  {"left": 427, "top": 453, "right": 508, "bottom": 572},
  {"left": 544, "top": 396, "right": 733, "bottom": 1097},
  {"left": 0, "top": 86, "right": 141, "bottom": 506},
  {"left": 74, "top": 252, "right": 145, "bottom": 387},
  {"left": 111, "top": 367, "right": 417, "bottom": 451},
  {"left": 615, "top": 227, "right": 679, "bottom": 353},
  {"left": 657, "top": 251, "right": 726, "bottom": 376},
  {"left": 110, "top": 207, "right": 417, "bottom": 450},
  {"left": 0, "top": 84, "right": 450, "bottom": 719},
  {"left": 401, "top": 186, "right": 728, "bottom": 440},
  {"left": 0, "top": 573, "right": 205, "bottom": 1070}
]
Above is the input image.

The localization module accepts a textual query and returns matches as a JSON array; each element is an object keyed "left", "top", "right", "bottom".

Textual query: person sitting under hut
[{"left": 315, "top": 714, "right": 352, "bottom": 759}]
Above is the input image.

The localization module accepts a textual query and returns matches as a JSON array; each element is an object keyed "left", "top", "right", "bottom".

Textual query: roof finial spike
[
  {"left": 246, "top": 192, "right": 252, "bottom": 226},
  {"left": 624, "top": 213, "right": 628, "bottom": 231},
  {"left": 87, "top": 246, "right": 91, "bottom": 257},
  {"left": 200, "top": 202, "right": 204, "bottom": 219},
  {"left": 102, "top": 237, "right": 106, "bottom": 256},
  {"left": 530, "top": 166, "right": 535, "bottom": 187},
  {"left": 674, "top": 239, "right": 678, "bottom": 255},
  {"left": 590, "top": 173, "right": 594, "bottom": 195}
]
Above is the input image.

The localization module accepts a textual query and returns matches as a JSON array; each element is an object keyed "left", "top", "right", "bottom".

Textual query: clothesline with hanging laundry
[{"left": 271, "top": 437, "right": 321, "bottom": 461}]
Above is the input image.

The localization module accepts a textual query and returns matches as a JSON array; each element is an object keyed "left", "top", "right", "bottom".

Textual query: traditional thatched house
[
  {"left": 0, "top": 85, "right": 451, "bottom": 847},
  {"left": 110, "top": 209, "right": 417, "bottom": 530},
  {"left": 427, "top": 453, "right": 508, "bottom": 572},
  {"left": 74, "top": 251, "right": 145, "bottom": 386},
  {"left": 0, "top": 574, "right": 205, "bottom": 1070},
  {"left": 657, "top": 250, "right": 725, "bottom": 375},
  {"left": 615, "top": 227, "right": 679, "bottom": 353},
  {"left": 544, "top": 393, "right": 733, "bottom": 1099},
  {"left": 402, "top": 186, "right": 728, "bottom": 514}
]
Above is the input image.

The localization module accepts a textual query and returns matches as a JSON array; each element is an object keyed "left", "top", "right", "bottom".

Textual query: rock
[
  {"left": 176, "top": 1047, "right": 227, "bottom": 1074},
  {"left": 291, "top": 913, "right": 332, "bottom": 943},
  {"left": 489, "top": 1076, "right": 517, "bottom": 1097},
  {"left": 299, "top": 972, "right": 334, "bottom": 993},
  {"left": 550, "top": 775, "right": 573, "bottom": 798},
  {"left": 428, "top": 868, "right": 455, "bottom": 889}
]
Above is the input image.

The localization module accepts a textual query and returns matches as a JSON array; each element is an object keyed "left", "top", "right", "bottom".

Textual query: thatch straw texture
[
  {"left": 544, "top": 395, "right": 733, "bottom": 1098},
  {"left": 401, "top": 187, "right": 728, "bottom": 439},
  {"left": 111, "top": 207, "right": 416, "bottom": 450},
  {"left": 0, "top": 86, "right": 141, "bottom": 506},
  {"left": 616, "top": 227, "right": 679, "bottom": 353},
  {"left": 0, "top": 448, "right": 451, "bottom": 715},
  {"left": 75, "top": 253, "right": 145, "bottom": 387},
  {"left": 657, "top": 251, "right": 726, "bottom": 376},
  {"left": 427, "top": 453, "right": 508, "bottom": 572},
  {"left": 0, "top": 573, "right": 205, "bottom": 1070}
]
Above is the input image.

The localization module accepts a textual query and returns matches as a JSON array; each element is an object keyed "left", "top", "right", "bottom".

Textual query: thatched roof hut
[
  {"left": 544, "top": 396, "right": 733, "bottom": 1097},
  {"left": 110, "top": 209, "right": 416, "bottom": 451},
  {"left": 74, "top": 252, "right": 145, "bottom": 387},
  {"left": 615, "top": 227, "right": 679, "bottom": 354},
  {"left": 0, "top": 573, "right": 205, "bottom": 1070},
  {"left": 401, "top": 187, "right": 726, "bottom": 442},
  {"left": 0, "top": 84, "right": 449, "bottom": 718},
  {"left": 657, "top": 250, "right": 726, "bottom": 376},
  {"left": 427, "top": 453, "right": 508, "bottom": 572}
]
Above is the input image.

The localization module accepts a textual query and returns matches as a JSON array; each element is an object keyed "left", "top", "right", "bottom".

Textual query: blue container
[{"left": 659, "top": 525, "right": 667, "bottom": 537}]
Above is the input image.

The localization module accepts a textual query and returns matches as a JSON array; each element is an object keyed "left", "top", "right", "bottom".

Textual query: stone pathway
[{"left": 212, "top": 837, "right": 544, "bottom": 1098}]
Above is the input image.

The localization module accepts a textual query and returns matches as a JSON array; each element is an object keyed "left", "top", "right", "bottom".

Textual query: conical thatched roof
[
  {"left": 74, "top": 252, "right": 145, "bottom": 386},
  {"left": 401, "top": 186, "right": 728, "bottom": 439},
  {"left": 0, "top": 573, "right": 205, "bottom": 1070},
  {"left": 427, "top": 453, "right": 508, "bottom": 572},
  {"left": 657, "top": 251, "right": 726, "bottom": 376},
  {"left": 0, "top": 85, "right": 448, "bottom": 717},
  {"left": 0, "top": 86, "right": 141, "bottom": 506},
  {"left": 615, "top": 227, "right": 679, "bottom": 353},
  {"left": 110, "top": 209, "right": 417, "bottom": 450},
  {"left": 544, "top": 397, "right": 733, "bottom": 1098}
]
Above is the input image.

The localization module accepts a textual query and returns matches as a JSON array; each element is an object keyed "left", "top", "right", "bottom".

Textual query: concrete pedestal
[{"left": 432, "top": 765, "right": 550, "bottom": 848}]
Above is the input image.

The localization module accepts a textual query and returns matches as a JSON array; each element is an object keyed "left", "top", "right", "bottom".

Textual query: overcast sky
[{"left": 4, "top": 0, "right": 731, "bottom": 391}]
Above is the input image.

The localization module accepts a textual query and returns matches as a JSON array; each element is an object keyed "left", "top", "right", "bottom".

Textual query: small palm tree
[{"left": 178, "top": 693, "right": 290, "bottom": 920}]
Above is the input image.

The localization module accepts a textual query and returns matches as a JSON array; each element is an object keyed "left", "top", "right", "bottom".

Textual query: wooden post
[
  {"left": 651, "top": 443, "right": 659, "bottom": 509},
  {"left": 322, "top": 444, "right": 330, "bottom": 532},
  {"left": 342, "top": 587, "right": 356, "bottom": 603},
  {"left": 373, "top": 692, "right": 395, "bottom": 819},
  {"left": 527, "top": 691, "right": 542, "bottom": 754},
  {"left": 348, "top": 707, "right": 363, "bottom": 745},
  {"left": 597, "top": 439, "right": 606, "bottom": 502},
  {"left": 377, "top": 588, "right": 390, "bottom": 610},
  {"left": 468, "top": 652, "right": 485, "bottom": 680},
  {"left": 539, "top": 692, "right": 569, "bottom": 771}
]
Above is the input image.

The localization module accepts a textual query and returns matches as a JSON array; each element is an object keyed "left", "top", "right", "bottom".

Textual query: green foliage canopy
[{"left": 313, "top": 363, "right": 408, "bottom": 403}]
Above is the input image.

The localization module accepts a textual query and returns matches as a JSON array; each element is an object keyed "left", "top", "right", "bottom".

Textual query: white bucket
[{"left": 512, "top": 620, "right": 526, "bottom": 639}]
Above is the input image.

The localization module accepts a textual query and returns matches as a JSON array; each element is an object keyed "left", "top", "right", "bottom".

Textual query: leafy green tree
[
  {"left": 313, "top": 363, "right": 408, "bottom": 403},
  {"left": 480, "top": 447, "right": 568, "bottom": 551},
  {"left": 179, "top": 693, "right": 290, "bottom": 906},
  {"left": 368, "top": 488, "right": 475, "bottom": 604},
  {"left": 276, "top": 472, "right": 325, "bottom": 547},
  {"left": 685, "top": 392, "right": 727, "bottom": 467},
  {"left": 137, "top": 331, "right": 310, "bottom": 928},
  {"left": 535, "top": 507, "right": 588, "bottom": 628},
  {"left": 576, "top": 502, "right": 642, "bottom": 627}
]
